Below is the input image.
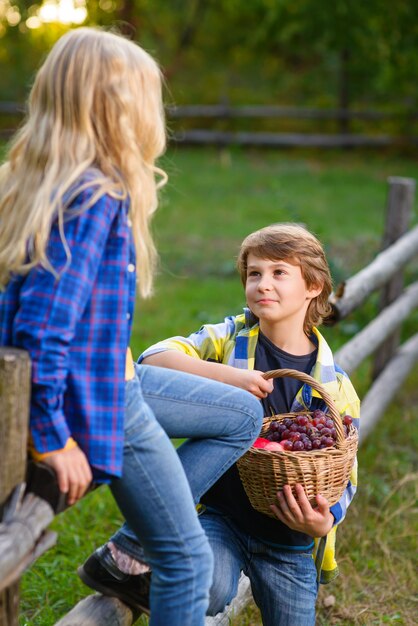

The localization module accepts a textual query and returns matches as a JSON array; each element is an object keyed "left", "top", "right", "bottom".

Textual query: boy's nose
[{"left": 257, "top": 276, "right": 272, "bottom": 290}]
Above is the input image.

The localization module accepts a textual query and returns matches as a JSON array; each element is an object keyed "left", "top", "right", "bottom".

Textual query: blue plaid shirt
[{"left": 0, "top": 174, "right": 136, "bottom": 482}]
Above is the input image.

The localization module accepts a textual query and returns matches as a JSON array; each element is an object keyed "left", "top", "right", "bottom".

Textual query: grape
[
  {"left": 263, "top": 407, "right": 349, "bottom": 453},
  {"left": 312, "top": 409, "right": 326, "bottom": 422},
  {"left": 293, "top": 441, "right": 305, "bottom": 451}
]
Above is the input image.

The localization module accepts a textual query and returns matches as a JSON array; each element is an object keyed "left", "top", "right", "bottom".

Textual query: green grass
[{"left": 12, "top": 147, "right": 418, "bottom": 625}]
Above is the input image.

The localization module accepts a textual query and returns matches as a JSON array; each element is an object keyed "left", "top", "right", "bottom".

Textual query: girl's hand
[
  {"left": 232, "top": 369, "right": 274, "bottom": 399},
  {"left": 42, "top": 446, "right": 93, "bottom": 506},
  {"left": 270, "top": 484, "right": 334, "bottom": 537}
]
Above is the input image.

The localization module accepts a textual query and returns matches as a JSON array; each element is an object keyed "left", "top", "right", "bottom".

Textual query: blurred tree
[
  {"left": 0, "top": 0, "right": 417, "bottom": 119},
  {"left": 199, "top": 0, "right": 418, "bottom": 112}
]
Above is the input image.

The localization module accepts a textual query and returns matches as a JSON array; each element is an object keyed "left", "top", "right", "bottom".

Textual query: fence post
[
  {"left": 0, "top": 348, "right": 31, "bottom": 626},
  {"left": 372, "top": 177, "right": 416, "bottom": 379}
]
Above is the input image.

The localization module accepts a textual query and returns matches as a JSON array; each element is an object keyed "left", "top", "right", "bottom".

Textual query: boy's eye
[
  {"left": 248, "top": 270, "right": 260, "bottom": 277},
  {"left": 274, "top": 269, "right": 285, "bottom": 276}
]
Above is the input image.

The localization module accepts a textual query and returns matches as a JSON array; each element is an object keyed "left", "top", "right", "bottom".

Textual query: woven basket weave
[{"left": 236, "top": 368, "right": 358, "bottom": 518}]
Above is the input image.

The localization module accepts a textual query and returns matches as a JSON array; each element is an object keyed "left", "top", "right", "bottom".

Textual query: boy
[{"left": 80, "top": 223, "right": 360, "bottom": 625}]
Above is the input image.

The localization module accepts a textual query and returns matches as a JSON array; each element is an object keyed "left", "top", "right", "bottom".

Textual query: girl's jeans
[
  {"left": 200, "top": 508, "right": 318, "bottom": 626},
  {"left": 109, "top": 363, "right": 263, "bottom": 626}
]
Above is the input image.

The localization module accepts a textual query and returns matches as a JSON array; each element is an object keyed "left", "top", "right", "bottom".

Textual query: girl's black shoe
[{"left": 78, "top": 545, "right": 151, "bottom": 615}]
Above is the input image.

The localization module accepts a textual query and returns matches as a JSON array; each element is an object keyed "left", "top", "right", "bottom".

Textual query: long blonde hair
[
  {"left": 0, "top": 27, "right": 167, "bottom": 297},
  {"left": 237, "top": 223, "right": 333, "bottom": 334}
]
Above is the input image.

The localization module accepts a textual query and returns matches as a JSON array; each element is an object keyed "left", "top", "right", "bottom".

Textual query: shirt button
[
  {"left": 127, "top": 263, "right": 135, "bottom": 273},
  {"left": 126, "top": 313, "right": 131, "bottom": 320},
  {"left": 127, "top": 218, "right": 132, "bottom": 227}
]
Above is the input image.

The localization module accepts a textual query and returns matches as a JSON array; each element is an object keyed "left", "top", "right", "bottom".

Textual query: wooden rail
[
  {"left": 1, "top": 102, "right": 417, "bottom": 147},
  {"left": 2, "top": 101, "right": 417, "bottom": 121},
  {"left": 171, "top": 129, "right": 397, "bottom": 148},
  {"left": 0, "top": 176, "right": 416, "bottom": 625}
]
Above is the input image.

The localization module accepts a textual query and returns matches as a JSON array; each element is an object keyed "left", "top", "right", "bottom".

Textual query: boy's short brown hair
[{"left": 237, "top": 223, "right": 333, "bottom": 334}]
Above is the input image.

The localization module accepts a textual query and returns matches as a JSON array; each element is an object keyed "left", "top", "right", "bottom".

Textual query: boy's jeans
[
  {"left": 200, "top": 508, "right": 318, "bottom": 626},
  {"left": 109, "top": 363, "right": 263, "bottom": 626}
]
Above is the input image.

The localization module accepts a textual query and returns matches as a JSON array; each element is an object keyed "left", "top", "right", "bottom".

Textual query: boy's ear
[{"left": 306, "top": 282, "right": 323, "bottom": 300}]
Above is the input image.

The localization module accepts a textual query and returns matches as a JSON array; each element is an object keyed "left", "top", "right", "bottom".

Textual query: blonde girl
[{"left": 0, "top": 28, "right": 263, "bottom": 626}]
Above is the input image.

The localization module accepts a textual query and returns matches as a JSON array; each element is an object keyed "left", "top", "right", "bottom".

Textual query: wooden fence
[
  {"left": 1, "top": 102, "right": 417, "bottom": 148},
  {"left": 0, "top": 176, "right": 417, "bottom": 625}
]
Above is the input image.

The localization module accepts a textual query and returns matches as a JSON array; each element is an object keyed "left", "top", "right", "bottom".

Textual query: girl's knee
[{"left": 181, "top": 533, "right": 214, "bottom": 584}]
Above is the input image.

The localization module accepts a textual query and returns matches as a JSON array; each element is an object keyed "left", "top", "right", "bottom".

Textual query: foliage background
[{"left": 1, "top": 0, "right": 418, "bottom": 139}]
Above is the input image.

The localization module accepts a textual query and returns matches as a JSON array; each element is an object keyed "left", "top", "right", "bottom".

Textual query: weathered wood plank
[
  {"left": 55, "top": 573, "right": 253, "bottom": 626},
  {"left": 334, "top": 282, "right": 418, "bottom": 374},
  {"left": 0, "top": 581, "right": 20, "bottom": 626},
  {"left": 54, "top": 595, "right": 136, "bottom": 626},
  {"left": 360, "top": 334, "right": 418, "bottom": 442},
  {"left": 330, "top": 225, "right": 418, "bottom": 320},
  {"left": 0, "top": 494, "right": 55, "bottom": 592},
  {"left": 372, "top": 177, "right": 415, "bottom": 378},
  {"left": 0, "top": 348, "right": 31, "bottom": 626},
  {"left": 0, "top": 348, "right": 31, "bottom": 506}
]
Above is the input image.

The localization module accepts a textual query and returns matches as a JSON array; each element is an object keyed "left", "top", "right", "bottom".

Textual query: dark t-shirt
[{"left": 201, "top": 331, "right": 318, "bottom": 547}]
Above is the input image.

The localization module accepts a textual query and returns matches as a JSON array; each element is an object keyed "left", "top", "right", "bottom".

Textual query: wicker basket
[{"left": 236, "top": 368, "right": 358, "bottom": 518}]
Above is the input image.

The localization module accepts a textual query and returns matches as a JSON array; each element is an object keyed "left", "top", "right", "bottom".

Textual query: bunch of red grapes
[{"left": 264, "top": 410, "right": 353, "bottom": 452}]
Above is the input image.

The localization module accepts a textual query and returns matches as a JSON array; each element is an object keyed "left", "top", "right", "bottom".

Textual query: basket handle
[{"left": 262, "top": 368, "right": 345, "bottom": 444}]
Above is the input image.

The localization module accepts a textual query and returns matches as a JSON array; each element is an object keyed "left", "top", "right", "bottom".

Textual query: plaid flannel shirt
[
  {"left": 0, "top": 175, "right": 136, "bottom": 482},
  {"left": 140, "top": 308, "right": 360, "bottom": 582}
]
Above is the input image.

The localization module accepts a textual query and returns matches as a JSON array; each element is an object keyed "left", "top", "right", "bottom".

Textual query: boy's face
[{"left": 245, "top": 254, "right": 321, "bottom": 329}]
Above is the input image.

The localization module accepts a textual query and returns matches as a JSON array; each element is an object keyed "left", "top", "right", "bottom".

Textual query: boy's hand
[
  {"left": 270, "top": 484, "right": 334, "bottom": 537},
  {"left": 42, "top": 447, "right": 93, "bottom": 506},
  {"left": 233, "top": 369, "right": 274, "bottom": 399}
]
